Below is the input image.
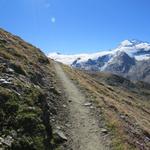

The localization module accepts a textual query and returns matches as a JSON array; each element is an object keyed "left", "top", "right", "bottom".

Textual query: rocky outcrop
[{"left": 104, "top": 51, "right": 136, "bottom": 75}]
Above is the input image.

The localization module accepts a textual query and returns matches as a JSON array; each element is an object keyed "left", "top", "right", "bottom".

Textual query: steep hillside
[
  {"left": 0, "top": 29, "right": 65, "bottom": 150},
  {"left": 62, "top": 64, "right": 150, "bottom": 150}
]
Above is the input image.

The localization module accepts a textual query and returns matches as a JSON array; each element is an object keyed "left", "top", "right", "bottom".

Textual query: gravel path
[{"left": 54, "top": 62, "right": 107, "bottom": 150}]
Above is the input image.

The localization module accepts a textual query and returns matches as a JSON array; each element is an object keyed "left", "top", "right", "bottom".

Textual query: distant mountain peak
[
  {"left": 119, "top": 39, "right": 145, "bottom": 48},
  {"left": 48, "top": 39, "right": 150, "bottom": 65},
  {"left": 120, "top": 40, "right": 133, "bottom": 47}
]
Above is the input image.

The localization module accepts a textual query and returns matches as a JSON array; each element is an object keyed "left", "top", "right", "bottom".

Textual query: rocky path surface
[{"left": 54, "top": 62, "right": 107, "bottom": 150}]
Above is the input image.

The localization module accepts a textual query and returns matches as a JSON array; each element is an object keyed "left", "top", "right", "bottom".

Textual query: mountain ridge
[
  {"left": 48, "top": 39, "right": 150, "bottom": 83},
  {"left": 49, "top": 39, "right": 150, "bottom": 64}
]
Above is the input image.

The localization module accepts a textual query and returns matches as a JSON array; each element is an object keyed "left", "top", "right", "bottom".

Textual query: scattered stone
[
  {"left": 0, "top": 137, "right": 4, "bottom": 144},
  {"left": 13, "top": 90, "right": 21, "bottom": 96},
  {"left": 63, "top": 104, "right": 67, "bottom": 108},
  {"left": 145, "top": 136, "right": 150, "bottom": 142},
  {"left": 136, "top": 141, "right": 144, "bottom": 147},
  {"left": 50, "top": 112, "right": 53, "bottom": 116},
  {"left": 101, "top": 128, "right": 108, "bottom": 134},
  {"left": 1, "top": 136, "right": 14, "bottom": 147},
  {"left": 68, "top": 100, "right": 72, "bottom": 103},
  {"left": 33, "top": 85, "right": 40, "bottom": 89},
  {"left": 13, "top": 91, "right": 21, "bottom": 96},
  {"left": 54, "top": 130, "right": 67, "bottom": 142},
  {"left": 84, "top": 102, "right": 92, "bottom": 106},
  {"left": 6, "top": 68, "right": 14, "bottom": 73},
  {"left": 51, "top": 118, "right": 55, "bottom": 122},
  {"left": 120, "top": 115, "right": 126, "bottom": 119},
  {"left": 28, "top": 106, "right": 36, "bottom": 111},
  {"left": 50, "top": 86, "right": 55, "bottom": 90},
  {"left": 57, "top": 90, "right": 61, "bottom": 95},
  {"left": 90, "top": 106, "right": 94, "bottom": 109},
  {"left": 7, "top": 78, "right": 13, "bottom": 82},
  {"left": 0, "top": 78, "right": 12, "bottom": 85},
  {"left": 56, "top": 126, "right": 61, "bottom": 130},
  {"left": 65, "top": 123, "right": 71, "bottom": 128},
  {"left": 17, "top": 128, "right": 23, "bottom": 132},
  {"left": 0, "top": 79, "right": 6, "bottom": 82}
]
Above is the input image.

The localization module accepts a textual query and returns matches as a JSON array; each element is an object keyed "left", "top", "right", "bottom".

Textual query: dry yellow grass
[{"left": 62, "top": 64, "right": 150, "bottom": 150}]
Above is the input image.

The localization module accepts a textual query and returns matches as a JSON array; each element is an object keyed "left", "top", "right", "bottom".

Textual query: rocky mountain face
[
  {"left": 103, "top": 51, "right": 136, "bottom": 75},
  {"left": 0, "top": 29, "right": 64, "bottom": 149},
  {"left": 49, "top": 40, "right": 150, "bottom": 83},
  {"left": 127, "top": 59, "right": 150, "bottom": 83}
]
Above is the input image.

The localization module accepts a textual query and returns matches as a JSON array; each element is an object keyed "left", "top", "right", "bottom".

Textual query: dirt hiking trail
[{"left": 54, "top": 62, "right": 108, "bottom": 150}]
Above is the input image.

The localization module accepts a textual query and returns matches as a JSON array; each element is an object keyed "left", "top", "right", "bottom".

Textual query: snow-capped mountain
[
  {"left": 49, "top": 39, "right": 150, "bottom": 64},
  {"left": 48, "top": 40, "right": 150, "bottom": 82}
]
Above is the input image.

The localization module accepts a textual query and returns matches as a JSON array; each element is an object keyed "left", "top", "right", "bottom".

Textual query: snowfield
[{"left": 48, "top": 40, "right": 150, "bottom": 65}]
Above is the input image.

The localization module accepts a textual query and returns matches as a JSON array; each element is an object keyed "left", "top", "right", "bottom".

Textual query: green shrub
[
  {"left": 12, "top": 136, "right": 36, "bottom": 150},
  {"left": 33, "top": 136, "right": 45, "bottom": 150},
  {"left": 36, "top": 124, "right": 46, "bottom": 134},
  {"left": 0, "top": 109, "right": 5, "bottom": 130},
  {"left": 17, "top": 113, "right": 40, "bottom": 134},
  {"left": 38, "top": 56, "right": 49, "bottom": 64},
  {"left": 10, "top": 63, "right": 26, "bottom": 75},
  {"left": 4, "top": 101, "right": 19, "bottom": 114}
]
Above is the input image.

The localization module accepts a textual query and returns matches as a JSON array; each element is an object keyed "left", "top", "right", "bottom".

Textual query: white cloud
[{"left": 51, "top": 17, "right": 56, "bottom": 23}]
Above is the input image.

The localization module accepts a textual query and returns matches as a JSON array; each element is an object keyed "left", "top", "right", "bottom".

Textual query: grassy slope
[
  {"left": 0, "top": 29, "right": 61, "bottom": 150},
  {"left": 1, "top": 28, "right": 149, "bottom": 150},
  {"left": 63, "top": 64, "right": 150, "bottom": 150}
]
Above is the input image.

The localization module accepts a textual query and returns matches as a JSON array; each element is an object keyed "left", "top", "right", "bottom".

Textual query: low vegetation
[
  {"left": 0, "top": 29, "right": 62, "bottom": 149},
  {"left": 63, "top": 64, "right": 150, "bottom": 150}
]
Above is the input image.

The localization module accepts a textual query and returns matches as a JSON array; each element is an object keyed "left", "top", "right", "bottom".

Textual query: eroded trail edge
[{"left": 54, "top": 62, "right": 106, "bottom": 150}]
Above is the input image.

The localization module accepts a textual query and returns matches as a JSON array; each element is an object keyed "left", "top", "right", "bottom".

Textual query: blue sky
[{"left": 0, "top": 0, "right": 150, "bottom": 54}]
